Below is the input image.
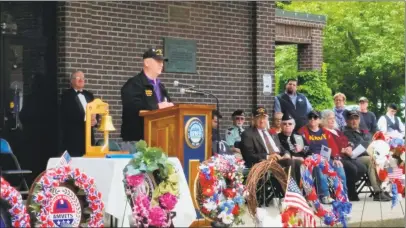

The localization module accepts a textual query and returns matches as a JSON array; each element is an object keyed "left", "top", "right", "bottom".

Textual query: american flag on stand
[
  {"left": 387, "top": 167, "right": 404, "bottom": 180},
  {"left": 56, "top": 151, "right": 72, "bottom": 168},
  {"left": 283, "top": 177, "right": 316, "bottom": 227}
]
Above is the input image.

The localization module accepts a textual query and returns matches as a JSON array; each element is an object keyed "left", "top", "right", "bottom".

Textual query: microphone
[
  {"left": 179, "top": 88, "right": 204, "bottom": 95},
  {"left": 174, "top": 80, "right": 195, "bottom": 88}
]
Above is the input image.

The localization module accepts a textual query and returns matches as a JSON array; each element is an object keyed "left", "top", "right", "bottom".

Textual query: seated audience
[
  {"left": 269, "top": 112, "right": 283, "bottom": 134},
  {"left": 278, "top": 113, "right": 311, "bottom": 161},
  {"left": 320, "top": 110, "right": 367, "bottom": 201},
  {"left": 240, "top": 106, "right": 302, "bottom": 184},
  {"left": 298, "top": 110, "right": 347, "bottom": 204},
  {"left": 343, "top": 110, "right": 391, "bottom": 201},
  {"left": 225, "top": 110, "right": 246, "bottom": 158}
]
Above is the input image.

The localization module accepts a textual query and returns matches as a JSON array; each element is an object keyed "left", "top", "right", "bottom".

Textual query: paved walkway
[{"left": 235, "top": 193, "right": 405, "bottom": 227}]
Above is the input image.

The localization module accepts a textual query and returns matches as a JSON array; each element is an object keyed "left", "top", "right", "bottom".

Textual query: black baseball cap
[
  {"left": 142, "top": 48, "right": 168, "bottom": 61},
  {"left": 232, "top": 110, "right": 245, "bottom": 117},
  {"left": 307, "top": 110, "right": 320, "bottom": 119},
  {"left": 253, "top": 106, "right": 268, "bottom": 117},
  {"left": 282, "top": 112, "right": 294, "bottom": 121},
  {"left": 346, "top": 110, "right": 360, "bottom": 119}
]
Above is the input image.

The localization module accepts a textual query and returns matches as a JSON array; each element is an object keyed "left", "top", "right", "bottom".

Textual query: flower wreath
[
  {"left": 0, "top": 177, "right": 31, "bottom": 227},
  {"left": 300, "top": 154, "right": 352, "bottom": 227},
  {"left": 195, "top": 154, "right": 246, "bottom": 226},
  {"left": 29, "top": 165, "right": 104, "bottom": 227},
  {"left": 372, "top": 132, "right": 406, "bottom": 207},
  {"left": 123, "top": 140, "right": 179, "bottom": 228}
]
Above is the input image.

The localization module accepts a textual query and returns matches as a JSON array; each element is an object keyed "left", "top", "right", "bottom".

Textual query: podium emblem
[
  {"left": 49, "top": 187, "right": 81, "bottom": 227},
  {"left": 185, "top": 117, "right": 204, "bottom": 149}
]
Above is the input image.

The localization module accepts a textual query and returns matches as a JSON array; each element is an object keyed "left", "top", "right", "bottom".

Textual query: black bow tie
[{"left": 76, "top": 90, "right": 83, "bottom": 94}]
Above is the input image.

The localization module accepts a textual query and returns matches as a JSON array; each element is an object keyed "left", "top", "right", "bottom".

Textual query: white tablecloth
[{"left": 46, "top": 157, "right": 196, "bottom": 227}]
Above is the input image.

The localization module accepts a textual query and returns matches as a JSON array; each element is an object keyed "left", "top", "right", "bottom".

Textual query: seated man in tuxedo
[
  {"left": 240, "top": 107, "right": 302, "bottom": 184},
  {"left": 60, "top": 71, "right": 97, "bottom": 157}
]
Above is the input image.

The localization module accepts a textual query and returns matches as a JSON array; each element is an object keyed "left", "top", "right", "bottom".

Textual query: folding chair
[
  {"left": 0, "top": 138, "right": 32, "bottom": 196},
  {"left": 356, "top": 173, "right": 374, "bottom": 196}
]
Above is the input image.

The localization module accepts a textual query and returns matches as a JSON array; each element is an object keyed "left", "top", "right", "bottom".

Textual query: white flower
[
  {"left": 203, "top": 201, "right": 217, "bottom": 211},
  {"left": 218, "top": 212, "right": 234, "bottom": 225}
]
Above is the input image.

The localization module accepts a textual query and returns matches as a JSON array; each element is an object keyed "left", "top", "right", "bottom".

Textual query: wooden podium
[{"left": 140, "top": 104, "right": 215, "bottom": 186}]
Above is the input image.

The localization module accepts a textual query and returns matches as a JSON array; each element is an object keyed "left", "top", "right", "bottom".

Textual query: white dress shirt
[
  {"left": 257, "top": 128, "right": 280, "bottom": 154},
  {"left": 75, "top": 89, "right": 87, "bottom": 121}
]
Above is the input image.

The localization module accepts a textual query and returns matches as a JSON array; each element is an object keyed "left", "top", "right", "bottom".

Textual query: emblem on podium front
[
  {"left": 49, "top": 187, "right": 81, "bottom": 227},
  {"left": 185, "top": 117, "right": 204, "bottom": 149}
]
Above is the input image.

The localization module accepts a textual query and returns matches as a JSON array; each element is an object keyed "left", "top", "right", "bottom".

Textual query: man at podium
[{"left": 121, "top": 48, "right": 174, "bottom": 142}]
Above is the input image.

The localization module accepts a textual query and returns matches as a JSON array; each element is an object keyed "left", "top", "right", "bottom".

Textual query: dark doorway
[{"left": 0, "top": 2, "right": 58, "bottom": 188}]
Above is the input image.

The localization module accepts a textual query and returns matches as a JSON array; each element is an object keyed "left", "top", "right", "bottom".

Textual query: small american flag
[
  {"left": 387, "top": 167, "right": 404, "bottom": 180},
  {"left": 56, "top": 151, "right": 72, "bottom": 167},
  {"left": 283, "top": 177, "right": 316, "bottom": 227}
]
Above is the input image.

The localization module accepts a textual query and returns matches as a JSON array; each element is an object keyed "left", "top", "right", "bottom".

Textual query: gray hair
[
  {"left": 320, "top": 109, "right": 338, "bottom": 129},
  {"left": 70, "top": 70, "right": 83, "bottom": 79}
]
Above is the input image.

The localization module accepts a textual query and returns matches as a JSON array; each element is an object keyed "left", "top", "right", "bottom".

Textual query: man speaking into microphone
[{"left": 121, "top": 48, "right": 174, "bottom": 143}]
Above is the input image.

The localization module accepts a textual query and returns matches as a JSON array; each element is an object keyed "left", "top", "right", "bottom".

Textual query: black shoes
[{"left": 373, "top": 191, "right": 391, "bottom": 201}]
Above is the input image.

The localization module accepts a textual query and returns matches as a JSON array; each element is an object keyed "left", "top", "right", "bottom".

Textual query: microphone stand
[{"left": 186, "top": 88, "right": 221, "bottom": 154}]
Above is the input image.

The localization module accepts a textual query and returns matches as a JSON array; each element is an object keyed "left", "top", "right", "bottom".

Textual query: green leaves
[{"left": 127, "top": 140, "right": 169, "bottom": 176}]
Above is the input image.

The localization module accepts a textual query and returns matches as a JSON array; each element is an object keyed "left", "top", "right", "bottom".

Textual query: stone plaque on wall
[
  {"left": 163, "top": 37, "right": 197, "bottom": 74},
  {"left": 168, "top": 5, "right": 191, "bottom": 24}
]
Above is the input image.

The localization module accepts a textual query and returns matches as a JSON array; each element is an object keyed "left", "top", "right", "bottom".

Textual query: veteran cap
[
  {"left": 282, "top": 112, "right": 294, "bottom": 121},
  {"left": 143, "top": 48, "right": 168, "bottom": 61},
  {"left": 253, "top": 106, "right": 268, "bottom": 117},
  {"left": 346, "top": 110, "right": 360, "bottom": 119},
  {"left": 307, "top": 110, "right": 320, "bottom": 119},
  {"left": 359, "top": 97, "right": 368, "bottom": 102}
]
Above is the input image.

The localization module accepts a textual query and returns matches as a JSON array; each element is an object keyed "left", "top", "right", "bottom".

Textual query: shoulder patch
[{"left": 228, "top": 127, "right": 234, "bottom": 131}]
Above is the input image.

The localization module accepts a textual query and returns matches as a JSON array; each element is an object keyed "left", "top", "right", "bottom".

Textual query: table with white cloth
[{"left": 46, "top": 157, "right": 197, "bottom": 227}]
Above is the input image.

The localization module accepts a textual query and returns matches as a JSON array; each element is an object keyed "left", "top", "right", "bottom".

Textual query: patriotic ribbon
[
  {"left": 0, "top": 177, "right": 31, "bottom": 227},
  {"left": 301, "top": 154, "right": 352, "bottom": 227}
]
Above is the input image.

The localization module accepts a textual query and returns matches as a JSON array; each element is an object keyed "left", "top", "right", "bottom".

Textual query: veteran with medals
[
  {"left": 121, "top": 48, "right": 173, "bottom": 142},
  {"left": 225, "top": 110, "right": 246, "bottom": 158}
]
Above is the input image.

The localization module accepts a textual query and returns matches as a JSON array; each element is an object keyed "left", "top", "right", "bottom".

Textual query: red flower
[
  {"left": 307, "top": 190, "right": 318, "bottom": 201},
  {"left": 201, "top": 206, "right": 211, "bottom": 215},
  {"left": 378, "top": 169, "right": 388, "bottom": 181},
  {"left": 223, "top": 188, "right": 236, "bottom": 198},
  {"left": 315, "top": 208, "right": 326, "bottom": 217},
  {"left": 232, "top": 204, "right": 240, "bottom": 215},
  {"left": 202, "top": 187, "right": 215, "bottom": 197}
]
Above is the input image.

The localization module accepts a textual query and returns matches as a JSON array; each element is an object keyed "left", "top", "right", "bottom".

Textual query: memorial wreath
[
  {"left": 194, "top": 154, "right": 246, "bottom": 226},
  {"left": 0, "top": 177, "right": 31, "bottom": 227},
  {"left": 28, "top": 165, "right": 104, "bottom": 227},
  {"left": 301, "top": 154, "right": 351, "bottom": 227},
  {"left": 123, "top": 140, "right": 179, "bottom": 228}
]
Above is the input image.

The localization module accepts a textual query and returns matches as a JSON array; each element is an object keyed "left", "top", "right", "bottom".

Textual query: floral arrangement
[
  {"left": 196, "top": 154, "right": 246, "bottom": 226},
  {"left": 29, "top": 166, "right": 104, "bottom": 227},
  {"left": 0, "top": 177, "right": 31, "bottom": 227},
  {"left": 123, "top": 140, "right": 179, "bottom": 228},
  {"left": 301, "top": 154, "right": 352, "bottom": 227}
]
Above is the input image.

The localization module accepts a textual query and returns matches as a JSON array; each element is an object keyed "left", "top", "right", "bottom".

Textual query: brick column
[
  {"left": 297, "top": 28, "right": 323, "bottom": 71},
  {"left": 253, "top": 1, "right": 276, "bottom": 112}
]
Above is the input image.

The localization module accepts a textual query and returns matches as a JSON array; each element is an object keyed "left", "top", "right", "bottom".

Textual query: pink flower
[
  {"left": 148, "top": 207, "right": 167, "bottom": 227},
  {"left": 158, "top": 193, "right": 178, "bottom": 211},
  {"left": 134, "top": 193, "right": 150, "bottom": 218},
  {"left": 126, "top": 174, "right": 144, "bottom": 187}
]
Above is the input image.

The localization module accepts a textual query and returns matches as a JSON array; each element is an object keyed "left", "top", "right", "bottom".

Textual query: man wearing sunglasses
[{"left": 225, "top": 110, "right": 246, "bottom": 157}]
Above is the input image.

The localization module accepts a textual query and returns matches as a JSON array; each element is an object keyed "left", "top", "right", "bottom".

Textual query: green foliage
[
  {"left": 278, "top": 2, "right": 405, "bottom": 116},
  {"left": 275, "top": 45, "right": 298, "bottom": 94},
  {"left": 297, "top": 64, "right": 334, "bottom": 111},
  {"left": 130, "top": 140, "right": 170, "bottom": 180}
]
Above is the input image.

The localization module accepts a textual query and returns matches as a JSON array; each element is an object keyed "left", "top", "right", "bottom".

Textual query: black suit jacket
[
  {"left": 120, "top": 71, "right": 171, "bottom": 141},
  {"left": 60, "top": 88, "right": 95, "bottom": 157},
  {"left": 240, "top": 127, "right": 288, "bottom": 168}
]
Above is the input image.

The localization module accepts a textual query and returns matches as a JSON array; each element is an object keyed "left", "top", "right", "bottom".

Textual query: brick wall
[{"left": 56, "top": 1, "right": 276, "bottom": 141}]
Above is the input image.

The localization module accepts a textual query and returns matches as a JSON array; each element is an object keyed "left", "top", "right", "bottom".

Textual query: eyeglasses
[
  {"left": 283, "top": 122, "right": 293, "bottom": 126},
  {"left": 74, "top": 76, "right": 85, "bottom": 81},
  {"left": 235, "top": 117, "right": 245, "bottom": 121}
]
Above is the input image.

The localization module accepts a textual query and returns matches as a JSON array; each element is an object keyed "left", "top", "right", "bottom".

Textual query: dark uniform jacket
[
  {"left": 343, "top": 126, "right": 372, "bottom": 157},
  {"left": 240, "top": 127, "right": 288, "bottom": 168},
  {"left": 60, "top": 88, "right": 95, "bottom": 157},
  {"left": 121, "top": 71, "right": 171, "bottom": 141},
  {"left": 277, "top": 93, "right": 309, "bottom": 131}
]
